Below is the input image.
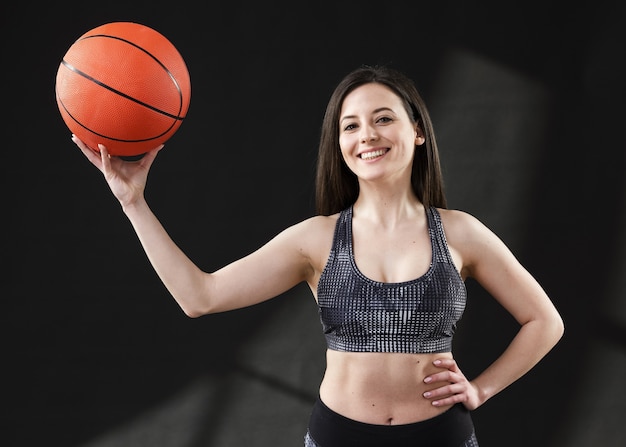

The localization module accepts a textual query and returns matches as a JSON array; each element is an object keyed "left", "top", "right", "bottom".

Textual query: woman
[{"left": 74, "top": 65, "right": 564, "bottom": 446}]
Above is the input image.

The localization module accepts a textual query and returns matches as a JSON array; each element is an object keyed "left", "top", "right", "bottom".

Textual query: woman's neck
[{"left": 352, "top": 184, "right": 423, "bottom": 229}]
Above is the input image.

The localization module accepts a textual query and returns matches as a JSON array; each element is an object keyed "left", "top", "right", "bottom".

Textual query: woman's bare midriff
[{"left": 319, "top": 350, "right": 455, "bottom": 425}]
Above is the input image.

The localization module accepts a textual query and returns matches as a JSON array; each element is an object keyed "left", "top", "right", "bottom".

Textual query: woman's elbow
[
  {"left": 182, "top": 307, "right": 205, "bottom": 318},
  {"left": 177, "top": 295, "right": 215, "bottom": 318},
  {"left": 548, "top": 308, "right": 565, "bottom": 345}
]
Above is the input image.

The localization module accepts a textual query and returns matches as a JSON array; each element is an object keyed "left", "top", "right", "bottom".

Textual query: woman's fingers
[
  {"left": 138, "top": 145, "right": 164, "bottom": 171},
  {"left": 97, "top": 144, "right": 114, "bottom": 177},
  {"left": 423, "top": 358, "right": 469, "bottom": 406},
  {"left": 72, "top": 135, "right": 103, "bottom": 169},
  {"left": 423, "top": 358, "right": 459, "bottom": 384}
]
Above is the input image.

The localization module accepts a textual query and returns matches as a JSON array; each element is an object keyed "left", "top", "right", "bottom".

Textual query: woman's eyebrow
[{"left": 340, "top": 107, "right": 395, "bottom": 123}]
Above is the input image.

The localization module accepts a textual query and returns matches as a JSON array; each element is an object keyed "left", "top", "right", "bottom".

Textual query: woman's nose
[{"left": 360, "top": 126, "right": 378, "bottom": 143}]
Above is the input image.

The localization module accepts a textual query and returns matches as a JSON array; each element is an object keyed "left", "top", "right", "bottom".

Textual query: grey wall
[{"left": 4, "top": 1, "right": 625, "bottom": 446}]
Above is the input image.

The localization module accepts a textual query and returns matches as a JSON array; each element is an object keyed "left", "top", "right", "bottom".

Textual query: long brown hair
[{"left": 315, "top": 65, "right": 447, "bottom": 216}]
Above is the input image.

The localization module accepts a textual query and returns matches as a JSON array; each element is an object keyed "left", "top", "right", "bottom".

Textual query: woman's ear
[{"left": 415, "top": 127, "right": 426, "bottom": 146}]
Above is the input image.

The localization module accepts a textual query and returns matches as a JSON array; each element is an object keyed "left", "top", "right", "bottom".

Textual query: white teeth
[{"left": 360, "top": 149, "right": 386, "bottom": 160}]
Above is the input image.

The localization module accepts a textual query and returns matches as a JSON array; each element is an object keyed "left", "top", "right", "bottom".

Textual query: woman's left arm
[{"left": 423, "top": 209, "right": 565, "bottom": 410}]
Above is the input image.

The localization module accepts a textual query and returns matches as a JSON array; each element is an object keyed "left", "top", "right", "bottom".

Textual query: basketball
[{"left": 55, "top": 22, "right": 191, "bottom": 157}]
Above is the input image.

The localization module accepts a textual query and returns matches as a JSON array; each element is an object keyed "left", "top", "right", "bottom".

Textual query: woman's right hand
[{"left": 72, "top": 135, "right": 163, "bottom": 208}]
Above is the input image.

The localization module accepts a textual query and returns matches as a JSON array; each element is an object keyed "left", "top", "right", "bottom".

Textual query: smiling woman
[
  {"left": 338, "top": 83, "right": 425, "bottom": 186},
  {"left": 72, "top": 64, "right": 563, "bottom": 447}
]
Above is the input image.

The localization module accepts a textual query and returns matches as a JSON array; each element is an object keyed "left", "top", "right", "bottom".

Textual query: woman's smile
[{"left": 359, "top": 148, "right": 389, "bottom": 160}]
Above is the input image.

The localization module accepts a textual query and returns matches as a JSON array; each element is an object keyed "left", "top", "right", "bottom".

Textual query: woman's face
[{"left": 338, "top": 83, "right": 424, "bottom": 184}]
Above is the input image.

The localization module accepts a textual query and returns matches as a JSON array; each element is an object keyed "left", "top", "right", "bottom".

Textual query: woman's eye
[
  {"left": 344, "top": 123, "right": 357, "bottom": 131},
  {"left": 376, "top": 116, "right": 392, "bottom": 124}
]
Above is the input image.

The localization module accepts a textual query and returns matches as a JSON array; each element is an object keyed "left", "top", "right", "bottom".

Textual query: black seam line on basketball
[
  {"left": 81, "top": 33, "right": 186, "bottom": 118},
  {"left": 61, "top": 60, "right": 185, "bottom": 121},
  {"left": 56, "top": 87, "right": 177, "bottom": 143}
]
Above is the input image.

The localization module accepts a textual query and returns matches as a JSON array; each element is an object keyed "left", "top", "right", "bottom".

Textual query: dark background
[{"left": 4, "top": 1, "right": 625, "bottom": 446}]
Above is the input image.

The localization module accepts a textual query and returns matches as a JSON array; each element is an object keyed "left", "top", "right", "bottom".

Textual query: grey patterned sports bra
[{"left": 316, "top": 206, "right": 466, "bottom": 353}]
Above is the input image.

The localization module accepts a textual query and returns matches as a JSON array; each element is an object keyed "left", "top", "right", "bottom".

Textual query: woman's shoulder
[
  {"left": 274, "top": 213, "right": 339, "bottom": 244},
  {"left": 435, "top": 207, "right": 493, "bottom": 243},
  {"left": 435, "top": 208, "right": 503, "bottom": 276},
  {"left": 290, "top": 212, "right": 340, "bottom": 236},
  {"left": 277, "top": 213, "right": 340, "bottom": 268},
  {"left": 435, "top": 207, "right": 478, "bottom": 226}
]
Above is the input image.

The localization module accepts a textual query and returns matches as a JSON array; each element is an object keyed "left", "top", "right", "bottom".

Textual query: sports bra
[{"left": 316, "top": 206, "right": 466, "bottom": 353}]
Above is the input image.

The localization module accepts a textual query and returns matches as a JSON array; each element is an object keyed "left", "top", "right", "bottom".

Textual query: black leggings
[{"left": 304, "top": 397, "right": 479, "bottom": 447}]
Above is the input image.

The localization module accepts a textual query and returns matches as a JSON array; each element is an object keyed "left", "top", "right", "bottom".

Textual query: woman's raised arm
[{"left": 73, "top": 136, "right": 312, "bottom": 317}]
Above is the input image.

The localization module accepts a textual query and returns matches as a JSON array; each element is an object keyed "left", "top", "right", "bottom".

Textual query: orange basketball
[{"left": 55, "top": 22, "right": 191, "bottom": 157}]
